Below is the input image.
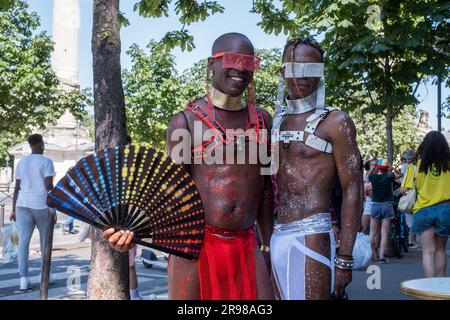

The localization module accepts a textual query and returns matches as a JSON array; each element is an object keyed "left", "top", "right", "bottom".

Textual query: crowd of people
[{"left": 362, "top": 131, "right": 450, "bottom": 279}]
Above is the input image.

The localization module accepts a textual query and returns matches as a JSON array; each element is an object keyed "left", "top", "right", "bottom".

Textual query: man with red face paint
[
  {"left": 270, "top": 38, "right": 363, "bottom": 300},
  {"left": 104, "top": 33, "right": 275, "bottom": 300}
]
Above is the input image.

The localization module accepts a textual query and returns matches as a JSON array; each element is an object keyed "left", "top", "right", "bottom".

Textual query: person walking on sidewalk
[
  {"left": 368, "top": 159, "right": 402, "bottom": 264},
  {"left": 401, "top": 131, "right": 450, "bottom": 277},
  {"left": 10, "top": 134, "right": 56, "bottom": 291}
]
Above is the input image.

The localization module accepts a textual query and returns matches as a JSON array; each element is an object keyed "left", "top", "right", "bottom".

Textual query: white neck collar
[{"left": 285, "top": 91, "right": 317, "bottom": 114}]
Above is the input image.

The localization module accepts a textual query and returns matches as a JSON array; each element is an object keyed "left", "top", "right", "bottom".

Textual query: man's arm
[
  {"left": 44, "top": 176, "right": 54, "bottom": 192},
  {"left": 10, "top": 179, "right": 20, "bottom": 221},
  {"left": 329, "top": 112, "right": 363, "bottom": 296},
  {"left": 330, "top": 113, "right": 362, "bottom": 255},
  {"left": 256, "top": 174, "right": 273, "bottom": 269}
]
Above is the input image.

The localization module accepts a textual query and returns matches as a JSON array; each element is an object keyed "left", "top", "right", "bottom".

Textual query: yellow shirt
[{"left": 402, "top": 160, "right": 450, "bottom": 213}]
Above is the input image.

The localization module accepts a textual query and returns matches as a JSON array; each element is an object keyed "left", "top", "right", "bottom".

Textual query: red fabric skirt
[{"left": 198, "top": 224, "right": 257, "bottom": 300}]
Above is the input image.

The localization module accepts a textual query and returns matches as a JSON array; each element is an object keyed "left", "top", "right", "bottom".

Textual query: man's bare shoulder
[
  {"left": 168, "top": 97, "right": 207, "bottom": 131},
  {"left": 168, "top": 111, "right": 189, "bottom": 131},
  {"left": 325, "top": 109, "right": 356, "bottom": 136}
]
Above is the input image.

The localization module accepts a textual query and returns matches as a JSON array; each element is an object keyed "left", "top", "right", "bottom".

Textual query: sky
[{"left": 28, "top": 0, "right": 449, "bottom": 130}]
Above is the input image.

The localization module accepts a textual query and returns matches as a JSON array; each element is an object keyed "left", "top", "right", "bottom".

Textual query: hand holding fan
[{"left": 48, "top": 145, "right": 205, "bottom": 259}]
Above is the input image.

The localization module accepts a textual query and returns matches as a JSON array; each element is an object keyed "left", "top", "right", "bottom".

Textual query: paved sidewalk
[
  {"left": 1, "top": 218, "right": 91, "bottom": 259},
  {"left": 347, "top": 246, "right": 450, "bottom": 299}
]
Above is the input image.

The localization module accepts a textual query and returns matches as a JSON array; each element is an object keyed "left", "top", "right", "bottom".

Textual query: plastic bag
[
  {"left": 77, "top": 221, "right": 91, "bottom": 242},
  {"left": 398, "top": 165, "right": 417, "bottom": 213},
  {"left": 2, "top": 223, "right": 19, "bottom": 264},
  {"left": 398, "top": 188, "right": 416, "bottom": 212},
  {"left": 352, "top": 232, "right": 372, "bottom": 270}
]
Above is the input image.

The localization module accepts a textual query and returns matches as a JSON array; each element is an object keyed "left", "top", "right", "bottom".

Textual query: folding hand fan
[{"left": 47, "top": 145, "right": 205, "bottom": 259}]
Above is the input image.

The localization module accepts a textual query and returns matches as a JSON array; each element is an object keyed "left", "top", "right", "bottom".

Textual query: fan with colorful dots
[{"left": 47, "top": 145, "right": 205, "bottom": 259}]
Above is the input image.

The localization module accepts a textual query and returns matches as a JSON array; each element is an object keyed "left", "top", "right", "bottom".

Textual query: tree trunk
[
  {"left": 386, "top": 104, "right": 394, "bottom": 165},
  {"left": 88, "top": 0, "right": 129, "bottom": 300}
]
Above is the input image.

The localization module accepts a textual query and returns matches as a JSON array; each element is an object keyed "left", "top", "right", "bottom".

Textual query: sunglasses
[{"left": 211, "top": 52, "right": 261, "bottom": 73}]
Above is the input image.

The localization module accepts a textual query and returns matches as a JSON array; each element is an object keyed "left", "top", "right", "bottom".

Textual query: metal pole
[
  {"left": 0, "top": 204, "right": 4, "bottom": 248},
  {"left": 40, "top": 208, "right": 55, "bottom": 300},
  {"left": 438, "top": 76, "right": 442, "bottom": 132}
]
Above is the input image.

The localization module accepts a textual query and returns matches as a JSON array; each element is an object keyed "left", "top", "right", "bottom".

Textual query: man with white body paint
[{"left": 270, "top": 38, "right": 363, "bottom": 300}]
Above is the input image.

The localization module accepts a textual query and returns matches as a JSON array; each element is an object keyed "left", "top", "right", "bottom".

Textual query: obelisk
[{"left": 51, "top": 0, "right": 80, "bottom": 90}]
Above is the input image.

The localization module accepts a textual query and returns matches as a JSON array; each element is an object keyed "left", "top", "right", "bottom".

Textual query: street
[
  {"left": 0, "top": 221, "right": 168, "bottom": 300},
  {"left": 1, "top": 220, "right": 449, "bottom": 300}
]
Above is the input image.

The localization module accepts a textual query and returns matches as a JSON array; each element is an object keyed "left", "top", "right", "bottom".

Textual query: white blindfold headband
[
  {"left": 277, "top": 62, "right": 326, "bottom": 114},
  {"left": 282, "top": 62, "right": 324, "bottom": 78}
]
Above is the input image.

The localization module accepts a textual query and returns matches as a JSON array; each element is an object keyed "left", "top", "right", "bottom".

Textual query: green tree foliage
[
  {"left": 253, "top": 0, "right": 450, "bottom": 163},
  {"left": 0, "top": 132, "right": 21, "bottom": 166},
  {"left": 351, "top": 106, "right": 423, "bottom": 163},
  {"left": 0, "top": 0, "right": 14, "bottom": 11},
  {"left": 123, "top": 41, "right": 185, "bottom": 149},
  {"left": 253, "top": 48, "right": 281, "bottom": 114},
  {"left": 133, "top": 0, "right": 224, "bottom": 51},
  {"left": 0, "top": 0, "right": 90, "bottom": 137}
]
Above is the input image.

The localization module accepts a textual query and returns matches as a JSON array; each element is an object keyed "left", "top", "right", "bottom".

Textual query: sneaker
[
  {"left": 378, "top": 258, "right": 390, "bottom": 264},
  {"left": 409, "top": 244, "right": 419, "bottom": 249},
  {"left": 19, "top": 276, "right": 31, "bottom": 290}
]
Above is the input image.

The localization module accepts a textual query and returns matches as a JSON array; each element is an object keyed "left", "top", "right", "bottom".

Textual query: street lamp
[
  {"left": 5, "top": 155, "right": 10, "bottom": 191},
  {"left": 437, "top": 76, "right": 442, "bottom": 132}
]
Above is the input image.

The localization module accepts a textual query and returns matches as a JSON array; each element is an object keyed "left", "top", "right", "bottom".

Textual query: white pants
[{"left": 270, "top": 213, "right": 336, "bottom": 300}]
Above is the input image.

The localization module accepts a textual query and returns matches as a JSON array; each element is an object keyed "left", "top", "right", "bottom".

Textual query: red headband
[{"left": 211, "top": 52, "right": 261, "bottom": 72}]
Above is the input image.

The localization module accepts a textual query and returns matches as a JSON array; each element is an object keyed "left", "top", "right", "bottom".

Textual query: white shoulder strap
[
  {"left": 302, "top": 106, "right": 336, "bottom": 154},
  {"left": 305, "top": 134, "right": 333, "bottom": 154}
]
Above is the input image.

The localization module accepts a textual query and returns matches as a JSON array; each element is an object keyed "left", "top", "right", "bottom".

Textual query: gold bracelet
[{"left": 260, "top": 245, "right": 270, "bottom": 253}]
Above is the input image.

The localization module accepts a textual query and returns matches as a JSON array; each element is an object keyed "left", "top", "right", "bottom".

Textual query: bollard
[{"left": 40, "top": 208, "right": 55, "bottom": 300}]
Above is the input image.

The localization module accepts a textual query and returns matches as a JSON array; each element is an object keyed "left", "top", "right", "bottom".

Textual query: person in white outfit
[
  {"left": 270, "top": 38, "right": 362, "bottom": 300},
  {"left": 10, "top": 134, "right": 56, "bottom": 291}
]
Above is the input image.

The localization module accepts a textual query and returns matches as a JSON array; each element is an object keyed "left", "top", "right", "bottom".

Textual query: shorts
[
  {"left": 371, "top": 202, "right": 394, "bottom": 221},
  {"left": 363, "top": 197, "right": 373, "bottom": 216},
  {"left": 129, "top": 245, "right": 137, "bottom": 267},
  {"left": 412, "top": 202, "right": 450, "bottom": 237}
]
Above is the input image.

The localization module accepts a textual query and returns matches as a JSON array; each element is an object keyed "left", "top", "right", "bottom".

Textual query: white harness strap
[
  {"left": 273, "top": 106, "right": 337, "bottom": 154},
  {"left": 276, "top": 131, "right": 305, "bottom": 143},
  {"left": 305, "top": 134, "right": 333, "bottom": 154}
]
